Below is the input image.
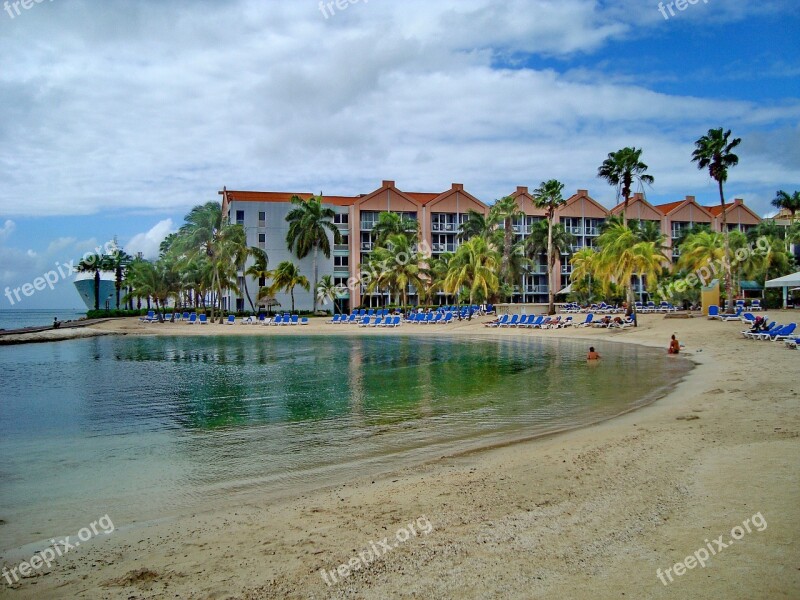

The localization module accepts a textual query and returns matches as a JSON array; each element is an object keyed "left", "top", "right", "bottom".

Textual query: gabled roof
[
  {"left": 703, "top": 198, "right": 761, "bottom": 222},
  {"left": 561, "top": 189, "right": 610, "bottom": 216},
  {"left": 653, "top": 196, "right": 715, "bottom": 220},
  {"left": 426, "top": 184, "right": 489, "bottom": 211},
  {"left": 610, "top": 193, "right": 662, "bottom": 219}
]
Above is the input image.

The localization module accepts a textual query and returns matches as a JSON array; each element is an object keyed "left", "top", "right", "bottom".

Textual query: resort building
[{"left": 220, "top": 182, "right": 764, "bottom": 312}]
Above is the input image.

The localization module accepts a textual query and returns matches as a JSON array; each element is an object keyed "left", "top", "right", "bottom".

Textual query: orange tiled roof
[
  {"left": 653, "top": 200, "right": 685, "bottom": 215},
  {"left": 703, "top": 203, "right": 732, "bottom": 216},
  {"left": 407, "top": 192, "right": 441, "bottom": 205}
]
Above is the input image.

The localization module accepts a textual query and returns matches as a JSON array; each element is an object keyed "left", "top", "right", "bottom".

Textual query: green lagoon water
[{"left": 0, "top": 335, "right": 691, "bottom": 551}]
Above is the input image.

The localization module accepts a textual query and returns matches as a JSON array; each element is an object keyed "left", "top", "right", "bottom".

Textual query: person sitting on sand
[
  {"left": 668, "top": 334, "right": 680, "bottom": 354},
  {"left": 587, "top": 346, "right": 600, "bottom": 360}
]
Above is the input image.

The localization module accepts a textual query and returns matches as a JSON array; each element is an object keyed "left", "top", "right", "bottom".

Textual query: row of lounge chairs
[
  {"left": 139, "top": 311, "right": 209, "bottom": 324},
  {"left": 708, "top": 308, "right": 798, "bottom": 350},
  {"left": 238, "top": 314, "right": 309, "bottom": 326},
  {"left": 486, "top": 313, "right": 634, "bottom": 329},
  {"left": 561, "top": 302, "right": 622, "bottom": 314},
  {"left": 327, "top": 314, "right": 402, "bottom": 327},
  {"left": 741, "top": 320, "right": 797, "bottom": 342}
]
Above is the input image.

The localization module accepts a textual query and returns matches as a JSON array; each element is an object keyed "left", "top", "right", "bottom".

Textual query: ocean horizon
[{"left": 0, "top": 309, "right": 87, "bottom": 331}]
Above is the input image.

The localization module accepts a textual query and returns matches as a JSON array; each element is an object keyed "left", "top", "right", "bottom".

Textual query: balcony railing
[
  {"left": 585, "top": 228, "right": 598, "bottom": 236},
  {"left": 334, "top": 264, "right": 349, "bottom": 272},
  {"left": 360, "top": 221, "right": 376, "bottom": 231},
  {"left": 361, "top": 242, "right": 374, "bottom": 251},
  {"left": 569, "top": 226, "right": 583, "bottom": 235},
  {"left": 431, "top": 223, "right": 457, "bottom": 232},
  {"left": 334, "top": 244, "right": 349, "bottom": 252}
]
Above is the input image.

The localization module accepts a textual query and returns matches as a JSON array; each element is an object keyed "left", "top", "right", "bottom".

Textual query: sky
[{"left": 0, "top": 0, "right": 798, "bottom": 308}]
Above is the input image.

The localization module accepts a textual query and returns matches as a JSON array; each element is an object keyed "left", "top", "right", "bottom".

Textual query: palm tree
[
  {"left": 443, "top": 237, "right": 501, "bottom": 305},
  {"left": 596, "top": 222, "right": 669, "bottom": 326},
  {"left": 107, "top": 248, "right": 132, "bottom": 310},
  {"left": 316, "top": 274, "right": 342, "bottom": 314},
  {"left": 533, "top": 179, "right": 568, "bottom": 314},
  {"left": 677, "top": 230, "right": 725, "bottom": 277},
  {"left": 489, "top": 196, "right": 523, "bottom": 287},
  {"left": 524, "top": 221, "right": 576, "bottom": 299},
  {"left": 372, "top": 211, "right": 419, "bottom": 246},
  {"left": 570, "top": 247, "right": 599, "bottom": 302},
  {"left": 597, "top": 147, "right": 655, "bottom": 219},
  {"left": 772, "top": 190, "right": 800, "bottom": 224},
  {"left": 285, "top": 195, "right": 341, "bottom": 313},
  {"left": 365, "top": 233, "right": 424, "bottom": 308},
  {"left": 75, "top": 253, "right": 109, "bottom": 311},
  {"left": 124, "top": 259, "right": 175, "bottom": 321},
  {"left": 458, "top": 209, "right": 491, "bottom": 241},
  {"left": 245, "top": 247, "right": 269, "bottom": 311},
  {"left": 174, "top": 201, "right": 236, "bottom": 322},
  {"left": 691, "top": 127, "right": 742, "bottom": 305},
  {"left": 265, "top": 260, "right": 309, "bottom": 312}
]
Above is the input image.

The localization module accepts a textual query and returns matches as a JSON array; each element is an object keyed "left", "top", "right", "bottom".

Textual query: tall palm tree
[
  {"left": 524, "top": 221, "right": 576, "bottom": 291},
  {"left": 443, "top": 236, "right": 501, "bottom": 305},
  {"left": 570, "top": 247, "right": 599, "bottom": 302},
  {"left": 596, "top": 222, "right": 669, "bottom": 326},
  {"left": 75, "top": 253, "right": 110, "bottom": 311},
  {"left": 772, "top": 190, "right": 800, "bottom": 224},
  {"left": 245, "top": 247, "right": 269, "bottom": 311},
  {"left": 691, "top": 127, "right": 742, "bottom": 305},
  {"left": 365, "top": 233, "right": 424, "bottom": 308},
  {"left": 316, "top": 274, "right": 342, "bottom": 314},
  {"left": 458, "top": 209, "right": 491, "bottom": 241},
  {"left": 107, "top": 248, "right": 132, "bottom": 310},
  {"left": 489, "top": 196, "right": 523, "bottom": 287},
  {"left": 285, "top": 195, "right": 341, "bottom": 313},
  {"left": 372, "top": 211, "right": 419, "bottom": 246},
  {"left": 533, "top": 179, "right": 568, "bottom": 314},
  {"left": 265, "top": 260, "right": 309, "bottom": 312},
  {"left": 174, "top": 201, "right": 236, "bottom": 322},
  {"left": 597, "top": 147, "right": 655, "bottom": 220}
]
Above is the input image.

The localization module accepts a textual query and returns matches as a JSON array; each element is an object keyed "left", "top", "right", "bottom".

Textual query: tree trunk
[
  {"left": 243, "top": 270, "right": 255, "bottom": 313},
  {"left": 312, "top": 246, "right": 319, "bottom": 313},
  {"left": 547, "top": 216, "right": 555, "bottom": 315},
  {"left": 718, "top": 179, "right": 733, "bottom": 308},
  {"left": 93, "top": 270, "right": 100, "bottom": 310},
  {"left": 291, "top": 288, "right": 295, "bottom": 313},
  {"left": 115, "top": 266, "right": 122, "bottom": 309},
  {"left": 628, "top": 286, "right": 638, "bottom": 327}
]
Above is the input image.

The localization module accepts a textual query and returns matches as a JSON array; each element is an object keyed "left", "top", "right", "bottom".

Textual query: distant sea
[{"left": 0, "top": 309, "right": 86, "bottom": 331}]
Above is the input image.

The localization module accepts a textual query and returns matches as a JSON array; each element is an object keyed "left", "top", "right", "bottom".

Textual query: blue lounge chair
[
  {"left": 290, "top": 315, "right": 299, "bottom": 325},
  {"left": 328, "top": 314, "right": 341, "bottom": 324},
  {"left": 182, "top": 312, "right": 190, "bottom": 322},
  {"left": 272, "top": 315, "right": 283, "bottom": 326},
  {"left": 765, "top": 323, "right": 796, "bottom": 342},
  {"left": 300, "top": 317, "right": 309, "bottom": 325},
  {"left": 721, "top": 308, "right": 743, "bottom": 321},
  {"left": 370, "top": 317, "right": 383, "bottom": 327},
  {"left": 486, "top": 314, "right": 509, "bottom": 328},
  {"left": 442, "top": 313, "right": 453, "bottom": 325},
  {"left": 577, "top": 314, "right": 594, "bottom": 327},
  {"left": 708, "top": 305, "right": 720, "bottom": 319},
  {"left": 187, "top": 313, "right": 198, "bottom": 324},
  {"left": 744, "top": 321, "right": 777, "bottom": 339},
  {"left": 501, "top": 314, "right": 519, "bottom": 328},
  {"left": 358, "top": 316, "right": 372, "bottom": 327},
  {"left": 226, "top": 315, "right": 235, "bottom": 325},
  {"left": 139, "top": 310, "right": 156, "bottom": 323},
  {"left": 386, "top": 316, "right": 401, "bottom": 328},
  {"left": 199, "top": 314, "right": 208, "bottom": 325},
  {"left": 751, "top": 299, "right": 762, "bottom": 311}
]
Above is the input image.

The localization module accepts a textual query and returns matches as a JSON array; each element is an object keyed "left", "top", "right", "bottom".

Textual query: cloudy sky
[{"left": 0, "top": 0, "right": 798, "bottom": 308}]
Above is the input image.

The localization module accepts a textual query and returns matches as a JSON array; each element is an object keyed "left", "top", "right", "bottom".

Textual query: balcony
[
  {"left": 361, "top": 242, "right": 374, "bottom": 251},
  {"left": 334, "top": 244, "right": 349, "bottom": 252},
  {"left": 360, "top": 221, "right": 376, "bottom": 231},
  {"left": 334, "top": 264, "right": 350, "bottom": 272},
  {"left": 569, "top": 226, "right": 584, "bottom": 235},
  {"left": 432, "top": 243, "right": 456, "bottom": 253},
  {"left": 585, "top": 228, "right": 598, "bottom": 236},
  {"left": 432, "top": 223, "right": 457, "bottom": 232}
]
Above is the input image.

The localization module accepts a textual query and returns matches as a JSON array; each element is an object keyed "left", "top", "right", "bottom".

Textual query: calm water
[
  {"left": 0, "top": 309, "right": 85, "bottom": 331},
  {"left": 0, "top": 335, "right": 691, "bottom": 552}
]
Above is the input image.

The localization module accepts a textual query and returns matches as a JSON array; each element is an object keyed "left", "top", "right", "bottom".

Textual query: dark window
[
  {"left": 236, "top": 298, "right": 244, "bottom": 311},
  {"left": 334, "top": 256, "right": 349, "bottom": 267},
  {"left": 235, "top": 210, "right": 245, "bottom": 225}
]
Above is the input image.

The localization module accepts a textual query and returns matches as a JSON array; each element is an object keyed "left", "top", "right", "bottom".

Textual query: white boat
[{"left": 73, "top": 271, "right": 118, "bottom": 310}]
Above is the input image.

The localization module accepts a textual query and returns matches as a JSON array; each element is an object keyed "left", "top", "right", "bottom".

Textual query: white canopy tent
[{"left": 765, "top": 271, "right": 800, "bottom": 308}]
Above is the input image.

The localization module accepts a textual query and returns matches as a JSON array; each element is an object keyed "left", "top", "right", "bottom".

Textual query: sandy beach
[{"left": 1, "top": 312, "right": 798, "bottom": 599}]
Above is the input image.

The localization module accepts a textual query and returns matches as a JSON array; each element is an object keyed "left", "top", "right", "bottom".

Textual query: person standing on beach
[{"left": 668, "top": 334, "right": 680, "bottom": 354}]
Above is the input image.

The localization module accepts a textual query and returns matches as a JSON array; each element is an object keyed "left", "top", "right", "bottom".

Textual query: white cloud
[
  {"left": 0, "top": 220, "right": 15, "bottom": 240},
  {"left": 0, "top": 1, "right": 795, "bottom": 219},
  {"left": 126, "top": 219, "right": 175, "bottom": 260}
]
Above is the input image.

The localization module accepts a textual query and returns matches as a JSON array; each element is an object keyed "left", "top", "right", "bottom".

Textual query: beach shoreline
[{"left": 1, "top": 313, "right": 798, "bottom": 599}]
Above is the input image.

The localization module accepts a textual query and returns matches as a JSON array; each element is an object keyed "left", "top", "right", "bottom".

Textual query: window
[
  {"left": 235, "top": 210, "right": 245, "bottom": 225},
  {"left": 334, "top": 256, "right": 349, "bottom": 267},
  {"left": 339, "top": 234, "right": 349, "bottom": 246},
  {"left": 236, "top": 298, "right": 244, "bottom": 311},
  {"left": 334, "top": 213, "right": 349, "bottom": 224},
  {"left": 258, "top": 233, "right": 266, "bottom": 249},
  {"left": 334, "top": 277, "right": 348, "bottom": 288},
  {"left": 258, "top": 211, "right": 266, "bottom": 227}
]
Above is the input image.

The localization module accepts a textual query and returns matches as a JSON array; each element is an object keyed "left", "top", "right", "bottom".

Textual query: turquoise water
[
  {"left": 0, "top": 335, "right": 691, "bottom": 551},
  {"left": 0, "top": 309, "right": 86, "bottom": 331}
]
